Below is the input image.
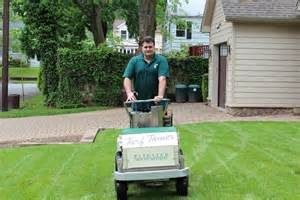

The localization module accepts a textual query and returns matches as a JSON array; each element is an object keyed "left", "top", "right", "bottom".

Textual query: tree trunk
[
  {"left": 90, "top": 5, "right": 106, "bottom": 46},
  {"left": 138, "top": 0, "right": 156, "bottom": 46}
]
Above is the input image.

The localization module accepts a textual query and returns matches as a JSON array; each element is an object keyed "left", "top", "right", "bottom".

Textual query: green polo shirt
[{"left": 123, "top": 53, "right": 169, "bottom": 100}]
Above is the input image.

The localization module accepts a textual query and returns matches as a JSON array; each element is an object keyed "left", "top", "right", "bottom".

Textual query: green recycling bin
[
  {"left": 188, "top": 84, "right": 200, "bottom": 102},
  {"left": 175, "top": 84, "right": 187, "bottom": 103}
]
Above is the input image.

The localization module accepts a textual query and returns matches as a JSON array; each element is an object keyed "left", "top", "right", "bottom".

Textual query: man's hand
[
  {"left": 126, "top": 91, "right": 136, "bottom": 102},
  {"left": 154, "top": 95, "right": 163, "bottom": 102}
]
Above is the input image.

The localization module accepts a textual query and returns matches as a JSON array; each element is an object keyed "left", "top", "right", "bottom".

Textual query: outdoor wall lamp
[{"left": 203, "top": 46, "right": 211, "bottom": 58}]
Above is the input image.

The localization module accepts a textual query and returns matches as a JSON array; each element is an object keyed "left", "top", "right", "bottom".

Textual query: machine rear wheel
[
  {"left": 176, "top": 176, "right": 188, "bottom": 196},
  {"left": 115, "top": 181, "right": 128, "bottom": 200}
]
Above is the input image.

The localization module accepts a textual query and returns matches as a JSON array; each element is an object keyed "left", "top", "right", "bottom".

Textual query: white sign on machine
[{"left": 119, "top": 132, "right": 179, "bottom": 169}]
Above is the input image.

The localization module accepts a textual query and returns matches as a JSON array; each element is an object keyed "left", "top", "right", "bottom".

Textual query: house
[
  {"left": 112, "top": 20, "right": 163, "bottom": 54},
  {"left": 201, "top": 0, "right": 300, "bottom": 116},
  {"left": 163, "top": 0, "right": 209, "bottom": 53}
]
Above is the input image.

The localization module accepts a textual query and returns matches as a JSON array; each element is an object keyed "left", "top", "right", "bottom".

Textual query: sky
[{"left": 176, "top": 0, "right": 207, "bottom": 16}]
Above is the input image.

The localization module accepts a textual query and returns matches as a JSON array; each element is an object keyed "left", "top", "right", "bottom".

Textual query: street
[{"left": 0, "top": 83, "right": 39, "bottom": 107}]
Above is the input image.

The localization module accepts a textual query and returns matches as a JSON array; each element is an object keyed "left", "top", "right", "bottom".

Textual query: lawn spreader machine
[{"left": 114, "top": 99, "right": 189, "bottom": 200}]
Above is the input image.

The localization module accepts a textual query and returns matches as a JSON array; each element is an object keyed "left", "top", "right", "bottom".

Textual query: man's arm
[
  {"left": 123, "top": 77, "right": 136, "bottom": 102},
  {"left": 154, "top": 76, "right": 167, "bottom": 101}
]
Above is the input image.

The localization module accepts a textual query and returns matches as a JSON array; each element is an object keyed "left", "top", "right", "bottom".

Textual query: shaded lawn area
[
  {"left": 0, "top": 67, "right": 40, "bottom": 78},
  {"left": 0, "top": 95, "right": 109, "bottom": 118},
  {"left": 0, "top": 122, "right": 299, "bottom": 199}
]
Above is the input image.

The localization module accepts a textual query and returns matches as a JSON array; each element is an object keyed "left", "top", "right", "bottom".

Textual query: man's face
[{"left": 142, "top": 42, "right": 155, "bottom": 57}]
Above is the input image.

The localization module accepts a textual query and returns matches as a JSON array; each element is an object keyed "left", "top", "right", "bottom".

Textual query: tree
[
  {"left": 138, "top": 0, "right": 156, "bottom": 45},
  {"left": 72, "top": 0, "right": 111, "bottom": 46},
  {"left": 13, "top": 0, "right": 86, "bottom": 105}
]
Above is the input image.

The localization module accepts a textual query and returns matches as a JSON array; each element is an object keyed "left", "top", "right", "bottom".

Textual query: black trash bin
[
  {"left": 175, "top": 84, "right": 187, "bottom": 103},
  {"left": 188, "top": 84, "right": 200, "bottom": 102},
  {"left": 8, "top": 94, "right": 20, "bottom": 109}
]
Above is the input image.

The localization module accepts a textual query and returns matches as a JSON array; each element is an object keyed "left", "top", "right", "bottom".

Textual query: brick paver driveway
[{"left": 0, "top": 103, "right": 299, "bottom": 147}]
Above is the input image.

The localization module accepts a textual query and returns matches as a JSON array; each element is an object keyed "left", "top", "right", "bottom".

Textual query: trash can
[
  {"left": 8, "top": 94, "right": 20, "bottom": 109},
  {"left": 175, "top": 84, "right": 187, "bottom": 103},
  {"left": 188, "top": 84, "right": 200, "bottom": 102}
]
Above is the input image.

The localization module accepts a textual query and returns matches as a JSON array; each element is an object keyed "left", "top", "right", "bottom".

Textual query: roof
[
  {"left": 223, "top": 0, "right": 300, "bottom": 22},
  {"left": 201, "top": 0, "right": 300, "bottom": 32},
  {"left": 113, "top": 19, "right": 126, "bottom": 30}
]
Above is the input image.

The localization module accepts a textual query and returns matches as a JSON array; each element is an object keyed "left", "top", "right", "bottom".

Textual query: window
[
  {"left": 175, "top": 21, "right": 192, "bottom": 39},
  {"left": 176, "top": 23, "right": 185, "bottom": 37},
  {"left": 121, "top": 30, "right": 127, "bottom": 40}
]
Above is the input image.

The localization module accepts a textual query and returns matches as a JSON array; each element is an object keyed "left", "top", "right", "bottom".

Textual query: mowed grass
[
  {"left": 0, "top": 67, "right": 40, "bottom": 78},
  {"left": 0, "top": 95, "right": 108, "bottom": 118},
  {"left": 0, "top": 122, "right": 299, "bottom": 200}
]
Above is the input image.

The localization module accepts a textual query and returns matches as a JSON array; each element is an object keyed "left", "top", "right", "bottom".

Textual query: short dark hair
[{"left": 140, "top": 36, "right": 155, "bottom": 46}]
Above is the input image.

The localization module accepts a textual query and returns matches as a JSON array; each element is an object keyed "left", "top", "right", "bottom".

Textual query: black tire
[
  {"left": 115, "top": 181, "right": 128, "bottom": 200},
  {"left": 176, "top": 176, "right": 188, "bottom": 196}
]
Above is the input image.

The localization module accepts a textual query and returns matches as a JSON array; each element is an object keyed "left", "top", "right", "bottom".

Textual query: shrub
[
  {"left": 201, "top": 73, "right": 208, "bottom": 102},
  {"left": 8, "top": 57, "right": 29, "bottom": 68},
  {"left": 55, "top": 46, "right": 130, "bottom": 108},
  {"left": 167, "top": 56, "right": 208, "bottom": 94},
  {"left": 53, "top": 46, "right": 208, "bottom": 108}
]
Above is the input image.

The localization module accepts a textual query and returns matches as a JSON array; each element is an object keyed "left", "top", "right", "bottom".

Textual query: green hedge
[
  {"left": 53, "top": 47, "right": 208, "bottom": 108},
  {"left": 201, "top": 73, "right": 208, "bottom": 102},
  {"left": 55, "top": 47, "right": 130, "bottom": 108},
  {"left": 167, "top": 56, "right": 208, "bottom": 100}
]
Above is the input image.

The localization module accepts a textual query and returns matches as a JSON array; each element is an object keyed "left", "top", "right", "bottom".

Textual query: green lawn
[
  {"left": 0, "top": 122, "right": 299, "bottom": 199},
  {"left": 0, "top": 95, "right": 108, "bottom": 118},
  {"left": 0, "top": 67, "right": 40, "bottom": 78}
]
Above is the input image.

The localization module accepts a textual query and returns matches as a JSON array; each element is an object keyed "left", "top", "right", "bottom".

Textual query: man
[{"left": 123, "top": 36, "right": 169, "bottom": 106}]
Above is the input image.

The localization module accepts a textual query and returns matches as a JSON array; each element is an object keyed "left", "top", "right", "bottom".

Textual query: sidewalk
[{"left": 0, "top": 103, "right": 299, "bottom": 147}]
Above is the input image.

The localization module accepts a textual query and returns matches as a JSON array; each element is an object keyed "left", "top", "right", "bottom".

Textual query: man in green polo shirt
[{"left": 123, "top": 36, "right": 169, "bottom": 105}]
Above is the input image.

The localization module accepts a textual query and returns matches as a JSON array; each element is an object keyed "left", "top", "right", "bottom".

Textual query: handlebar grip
[{"left": 124, "top": 98, "right": 169, "bottom": 105}]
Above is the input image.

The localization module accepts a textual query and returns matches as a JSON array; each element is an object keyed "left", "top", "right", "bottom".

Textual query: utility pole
[{"left": 2, "top": 0, "right": 9, "bottom": 111}]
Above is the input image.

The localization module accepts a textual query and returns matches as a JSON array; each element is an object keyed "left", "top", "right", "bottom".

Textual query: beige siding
[
  {"left": 232, "top": 23, "right": 300, "bottom": 107},
  {"left": 208, "top": 0, "right": 234, "bottom": 106}
]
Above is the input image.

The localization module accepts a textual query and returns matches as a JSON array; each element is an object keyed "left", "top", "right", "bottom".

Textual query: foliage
[
  {"left": 157, "top": 0, "right": 189, "bottom": 40},
  {"left": 72, "top": 0, "right": 109, "bottom": 45},
  {"left": 51, "top": 46, "right": 207, "bottom": 108},
  {"left": 105, "top": 32, "right": 123, "bottom": 48},
  {"left": 201, "top": 73, "right": 208, "bottom": 102},
  {"left": 55, "top": 46, "right": 131, "bottom": 108},
  {"left": 113, "top": 0, "right": 139, "bottom": 40},
  {"left": 167, "top": 57, "right": 208, "bottom": 95},
  {"left": 0, "top": 94, "right": 108, "bottom": 118},
  {"left": 37, "top": 68, "right": 44, "bottom": 93},
  {"left": 13, "top": 0, "right": 86, "bottom": 106},
  {"left": 0, "top": 0, "right": 23, "bottom": 51},
  {"left": 166, "top": 44, "right": 190, "bottom": 59},
  {"left": 10, "top": 29, "right": 23, "bottom": 53},
  {"left": 1, "top": 122, "right": 300, "bottom": 199},
  {"left": 8, "top": 56, "right": 29, "bottom": 68}
]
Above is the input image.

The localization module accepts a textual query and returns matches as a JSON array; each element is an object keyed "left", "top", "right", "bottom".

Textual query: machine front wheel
[
  {"left": 163, "top": 111, "right": 173, "bottom": 127},
  {"left": 176, "top": 176, "right": 188, "bottom": 196},
  {"left": 115, "top": 181, "right": 128, "bottom": 200}
]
